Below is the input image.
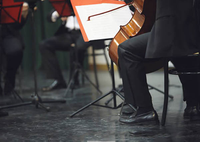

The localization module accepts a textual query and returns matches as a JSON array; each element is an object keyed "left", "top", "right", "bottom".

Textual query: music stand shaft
[{"left": 29, "top": 5, "right": 38, "bottom": 94}]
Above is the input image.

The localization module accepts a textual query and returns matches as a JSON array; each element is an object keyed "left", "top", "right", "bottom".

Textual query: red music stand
[
  {"left": 0, "top": 0, "right": 66, "bottom": 112},
  {"left": 0, "top": 0, "right": 23, "bottom": 24},
  {"left": 49, "top": 0, "right": 72, "bottom": 17}
]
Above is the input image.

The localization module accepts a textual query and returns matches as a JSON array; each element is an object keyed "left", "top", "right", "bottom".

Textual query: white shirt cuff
[{"left": 51, "top": 11, "right": 59, "bottom": 22}]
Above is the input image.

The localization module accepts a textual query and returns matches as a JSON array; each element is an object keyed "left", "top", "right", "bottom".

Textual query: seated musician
[
  {"left": 0, "top": 2, "right": 29, "bottom": 117},
  {"left": 40, "top": 1, "right": 105, "bottom": 91},
  {"left": 118, "top": 0, "right": 200, "bottom": 125}
]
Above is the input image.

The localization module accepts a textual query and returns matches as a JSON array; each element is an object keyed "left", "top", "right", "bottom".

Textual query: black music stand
[
  {"left": 48, "top": 0, "right": 102, "bottom": 95},
  {"left": 68, "top": 1, "right": 135, "bottom": 117},
  {"left": 70, "top": 58, "right": 136, "bottom": 117},
  {"left": 0, "top": 0, "right": 66, "bottom": 112}
]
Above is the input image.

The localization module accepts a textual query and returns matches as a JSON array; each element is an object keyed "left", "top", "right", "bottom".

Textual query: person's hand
[
  {"left": 21, "top": 2, "right": 29, "bottom": 18},
  {"left": 61, "top": 17, "right": 68, "bottom": 22}
]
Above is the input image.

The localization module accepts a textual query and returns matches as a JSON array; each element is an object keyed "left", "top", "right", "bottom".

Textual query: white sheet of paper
[{"left": 76, "top": 3, "right": 132, "bottom": 41}]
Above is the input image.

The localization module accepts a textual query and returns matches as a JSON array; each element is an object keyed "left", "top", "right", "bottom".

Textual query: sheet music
[{"left": 75, "top": 3, "right": 132, "bottom": 41}]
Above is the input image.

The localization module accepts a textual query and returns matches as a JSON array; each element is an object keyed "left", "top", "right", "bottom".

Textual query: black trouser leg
[
  {"left": 118, "top": 33, "right": 153, "bottom": 108},
  {"left": 40, "top": 43, "right": 64, "bottom": 81},
  {"left": 4, "top": 51, "right": 23, "bottom": 90},
  {"left": 39, "top": 35, "right": 72, "bottom": 82},
  {"left": 2, "top": 34, "right": 23, "bottom": 93}
]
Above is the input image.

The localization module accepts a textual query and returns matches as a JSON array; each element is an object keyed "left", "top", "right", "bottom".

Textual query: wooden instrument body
[{"left": 109, "top": 0, "right": 156, "bottom": 65}]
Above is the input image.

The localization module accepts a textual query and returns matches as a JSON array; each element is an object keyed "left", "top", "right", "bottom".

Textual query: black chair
[
  {"left": 118, "top": 59, "right": 174, "bottom": 123},
  {"left": 162, "top": 54, "right": 200, "bottom": 126}
]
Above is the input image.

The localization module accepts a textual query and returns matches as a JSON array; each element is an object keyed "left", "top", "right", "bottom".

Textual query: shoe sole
[{"left": 120, "top": 119, "right": 160, "bottom": 126}]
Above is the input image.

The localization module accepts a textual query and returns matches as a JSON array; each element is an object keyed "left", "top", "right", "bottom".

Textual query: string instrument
[{"left": 109, "top": 0, "right": 163, "bottom": 73}]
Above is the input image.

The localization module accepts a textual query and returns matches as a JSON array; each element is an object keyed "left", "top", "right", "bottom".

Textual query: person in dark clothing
[
  {"left": 0, "top": 2, "right": 29, "bottom": 117},
  {"left": 40, "top": 9, "right": 105, "bottom": 91},
  {"left": 0, "top": 2, "right": 29, "bottom": 96},
  {"left": 118, "top": 0, "right": 200, "bottom": 125}
]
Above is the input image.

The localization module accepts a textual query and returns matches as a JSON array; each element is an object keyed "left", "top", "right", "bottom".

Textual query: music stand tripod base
[{"left": 69, "top": 60, "right": 126, "bottom": 117}]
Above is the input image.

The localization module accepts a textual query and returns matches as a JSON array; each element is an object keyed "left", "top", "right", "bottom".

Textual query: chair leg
[
  {"left": 161, "top": 60, "right": 169, "bottom": 126},
  {"left": 92, "top": 47, "right": 99, "bottom": 89},
  {"left": 103, "top": 49, "right": 113, "bottom": 78},
  {"left": 103, "top": 49, "right": 110, "bottom": 70}
]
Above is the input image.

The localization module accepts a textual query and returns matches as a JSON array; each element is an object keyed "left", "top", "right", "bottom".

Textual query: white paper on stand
[{"left": 75, "top": 3, "right": 132, "bottom": 41}]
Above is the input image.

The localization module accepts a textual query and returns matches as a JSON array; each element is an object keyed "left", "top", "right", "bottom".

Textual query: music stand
[
  {"left": 0, "top": 0, "right": 66, "bottom": 112},
  {"left": 0, "top": 0, "right": 23, "bottom": 24},
  {"left": 67, "top": 2, "right": 135, "bottom": 117}
]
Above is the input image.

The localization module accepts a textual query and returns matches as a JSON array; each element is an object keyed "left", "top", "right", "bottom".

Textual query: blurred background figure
[
  {"left": 40, "top": 3, "right": 105, "bottom": 92},
  {"left": 0, "top": 2, "right": 29, "bottom": 116}
]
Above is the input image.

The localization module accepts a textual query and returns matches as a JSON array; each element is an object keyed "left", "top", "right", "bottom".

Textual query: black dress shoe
[
  {"left": 184, "top": 106, "right": 200, "bottom": 120},
  {"left": 120, "top": 105, "right": 136, "bottom": 120},
  {"left": 119, "top": 110, "right": 159, "bottom": 125},
  {"left": 42, "top": 80, "right": 67, "bottom": 92},
  {"left": 121, "top": 104, "right": 136, "bottom": 116}
]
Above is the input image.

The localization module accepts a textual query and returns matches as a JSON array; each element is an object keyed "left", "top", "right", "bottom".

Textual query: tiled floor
[{"left": 0, "top": 69, "right": 200, "bottom": 142}]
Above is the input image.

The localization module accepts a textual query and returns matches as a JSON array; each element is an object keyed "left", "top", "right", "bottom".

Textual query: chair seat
[
  {"left": 169, "top": 68, "right": 200, "bottom": 75},
  {"left": 169, "top": 52, "right": 200, "bottom": 75}
]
